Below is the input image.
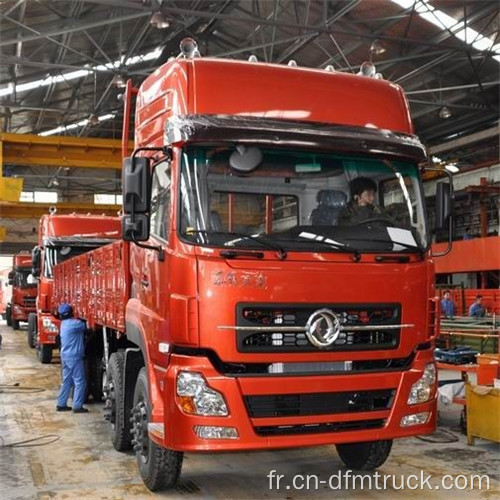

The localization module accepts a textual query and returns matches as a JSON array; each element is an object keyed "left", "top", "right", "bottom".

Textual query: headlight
[
  {"left": 176, "top": 372, "right": 228, "bottom": 416},
  {"left": 42, "top": 318, "right": 59, "bottom": 333},
  {"left": 408, "top": 363, "right": 436, "bottom": 405}
]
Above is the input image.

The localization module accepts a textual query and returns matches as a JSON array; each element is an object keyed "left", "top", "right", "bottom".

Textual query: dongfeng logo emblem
[{"left": 305, "top": 309, "right": 341, "bottom": 348}]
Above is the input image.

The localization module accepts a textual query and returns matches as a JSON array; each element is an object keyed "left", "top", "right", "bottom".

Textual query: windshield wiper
[
  {"left": 345, "top": 237, "right": 424, "bottom": 259},
  {"left": 293, "top": 233, "right": 361, "bottom": 262},
  {"left": 184, "top": 230, "right": 288, "bottom": 260}
]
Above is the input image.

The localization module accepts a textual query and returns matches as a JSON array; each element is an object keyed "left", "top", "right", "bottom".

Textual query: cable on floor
[
  {"left": 416, "top": 427, "right": 459, "bottom": 443},
  {"left": 0, "top": 434, "right": 61, "bottom": 448},
  {"left": 0, "top": 384, "right": 45, "bottom": 394}
]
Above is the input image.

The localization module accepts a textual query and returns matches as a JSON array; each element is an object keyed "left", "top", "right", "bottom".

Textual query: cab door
[{"left": 140, "top": 160, "right": 172, "bottom": 366}]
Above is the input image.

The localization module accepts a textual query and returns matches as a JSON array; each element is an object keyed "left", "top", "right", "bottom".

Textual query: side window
[{"left": 150, "top": 161, "right": 171, "bottom": 240}]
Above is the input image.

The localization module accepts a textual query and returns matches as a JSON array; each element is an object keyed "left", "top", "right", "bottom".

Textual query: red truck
[
  {"left": 52, "top": 44, "right": 453, "bottom": 491},
  {"left": 30, "top": 212, "right": 121, "bottom": 369},
  {"left": 6, "top": 252, "right": 37, "bottom": 330}
]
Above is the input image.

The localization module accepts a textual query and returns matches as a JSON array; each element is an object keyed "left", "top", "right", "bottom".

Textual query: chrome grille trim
[{"left": 218, "top": 324, "right": 414, "bottom": 332}]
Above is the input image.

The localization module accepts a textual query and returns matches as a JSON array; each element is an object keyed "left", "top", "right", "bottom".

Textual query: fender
[{"left": 124, "top": 319, "right": 168, "bottom": 428}]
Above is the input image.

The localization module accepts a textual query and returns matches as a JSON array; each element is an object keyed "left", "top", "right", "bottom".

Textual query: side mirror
[
  {"left": 32, "top": 246, "right": 41, "bottom": 278},
  {"left": 435, "top": 182, "right": 452, "bottom": 230},
  {"left": 122, "top": 214, "right": 150, "bottom": 242},
  {"left": 7, "top": 270, "right": 14, "bottom": 286},
  {"left": 123, "top": 156, "right": 151, "bottom": 214}
]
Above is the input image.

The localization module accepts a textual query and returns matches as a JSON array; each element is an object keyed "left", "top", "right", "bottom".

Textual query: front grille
[
  {"left": 245, "top": 389, "right": 395, "bottom": 418},
  {"left": 237, "top": 303, "right": 401, "bottom": 353},
  {"left": 254, "top": 419, "right": 386, "bottom": 437},
  {"left": 23, "top": 297, "right": 36, "bottom": 308}
]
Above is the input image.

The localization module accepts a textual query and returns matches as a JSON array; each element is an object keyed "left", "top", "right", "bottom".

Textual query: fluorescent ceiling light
[
  {"left": 39, "top": 112, "right": 115, "bottom": 137},
  {"left": 444, "top": 164, "right": 459, "bottom": 173},
  {"left": 390, "top": 0, "right": 500, "bottom": 62},
  {"left": 0, "top": 46, "right": 163, "bottom": 98}
]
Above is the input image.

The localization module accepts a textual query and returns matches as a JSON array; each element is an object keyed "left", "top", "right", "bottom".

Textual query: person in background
[
  {"left": 469, "top": 295, "right": 486, "bottom": 318},
  {"left": 463, "top": 227, "right": 474, "bottom": 240},
  {"left": 56, "top": 303, "right": 88, "bottom": 413},
  {"left": 440, "top": 290, "right": 456, "bottom": 318}
]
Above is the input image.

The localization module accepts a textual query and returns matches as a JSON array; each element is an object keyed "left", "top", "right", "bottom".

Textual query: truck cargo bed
[{"left": 52, "top": 240, "right": 129, "bottom": 332}]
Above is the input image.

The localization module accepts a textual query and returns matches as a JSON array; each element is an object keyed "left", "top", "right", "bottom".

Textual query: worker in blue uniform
[
  {"left": 56, "top": 303, "right": 89, "bottom": 413},
  {"left": 440, "top": 290, "right": 456, "bottom": 318},
  {"left": 469, "top": 295, "right": 486, "bottom": 317}
]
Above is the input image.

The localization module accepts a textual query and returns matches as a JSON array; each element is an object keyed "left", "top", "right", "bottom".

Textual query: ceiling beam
[
  {"left": 0, "top": 201, "right": 121, "bottom": 219},
  {"left": 428, "top": 125, "right": 500, "bottom": 155},
  {"left": 0, "top": 11, "right": 150, "bottom": 48},
  {"left": 1, "top": 133, "right": 132, "bottom": 170}
]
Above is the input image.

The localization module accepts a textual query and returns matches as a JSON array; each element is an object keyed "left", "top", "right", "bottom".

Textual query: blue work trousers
[{"left": 57, "top": 356, "right": 86, "bottom": 410}]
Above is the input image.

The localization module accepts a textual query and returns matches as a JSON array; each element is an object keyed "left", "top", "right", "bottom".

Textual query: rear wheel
[
  {"left": 131, "top": 367, "right": 183, "bottom": 491},
  {"left": 6, "top": 305, "right": 12, "bottom": 326},
  {"left": 104, "top": 352, "right": 132, "bottom": 451},
  {"left": 27, "top": 313, "right": 37, "bottom": 348},
  {"left": 336, "top": 440, "right": 393, "bottom": 470},
  {"left": 38, "top": 344, "right": 52, "bottom": 364},
  {"left": 87, "top": 356, "right": 104, "bottom": 402}
]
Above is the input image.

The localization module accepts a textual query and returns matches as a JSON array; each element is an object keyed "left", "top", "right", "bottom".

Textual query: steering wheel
[{"left": 353, "top": 217, "right": 393, "bottom": 226}]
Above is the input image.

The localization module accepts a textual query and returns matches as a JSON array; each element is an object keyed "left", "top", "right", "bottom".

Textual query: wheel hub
[
  {"left": 131, "top": 401, "right": 149, "bottom": 461},
  {"left": 103, "top": 379, "right": 116, "bottom": 425}
]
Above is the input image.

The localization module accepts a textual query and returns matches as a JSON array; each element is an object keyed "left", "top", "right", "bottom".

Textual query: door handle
[{"left": 141, "top": 278, "right": 149, "bottom": 287}]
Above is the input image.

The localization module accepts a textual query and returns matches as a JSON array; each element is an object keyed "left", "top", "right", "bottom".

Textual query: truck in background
[
  {"left": 52, "top": 42, "right": 453, "bottom": 491},
  {"left": 6, "top": 252, "right": 37, "bottom": 330},
  {"left": 31, "top": 212, "right": 121, "bottom": 373}
]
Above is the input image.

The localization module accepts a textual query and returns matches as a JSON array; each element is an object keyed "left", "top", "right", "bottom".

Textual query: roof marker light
[{"left": 178, "top": 38, "right": 200, "bottom": 59}]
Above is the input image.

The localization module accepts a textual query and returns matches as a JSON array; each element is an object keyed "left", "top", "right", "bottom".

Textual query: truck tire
[
  {"left": 38, "top": 344, "right": 53, "bottom": 364},
  {"left": 6, "top": 305, "right": 12, "bottom": 326},
  {"left": 27, "top": 313, "right": 37, "bottom": 348},
  {"left": 104, "top": 352, "right": 132, "bottom": 451},
  {"left": 87, "top": 356, "right": 104, "bottom": 402},
  {"left": 131, "top": 367, "right": 183, "bottom": 491},
  {"left": 336, "top": 440, "right": 393, "bottom": 470},
  {"left": 12, "top": 318, "right": 20, "bottom": 330}
]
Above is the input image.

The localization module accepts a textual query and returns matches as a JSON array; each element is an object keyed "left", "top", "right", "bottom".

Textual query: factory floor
[{"left": 0, "top": 322, "right": 498, "bottom": 500}]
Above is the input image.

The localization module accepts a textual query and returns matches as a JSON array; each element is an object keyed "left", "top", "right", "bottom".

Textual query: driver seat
[{"left": 310, "top": 190, "right": 347, "bottom": 225}]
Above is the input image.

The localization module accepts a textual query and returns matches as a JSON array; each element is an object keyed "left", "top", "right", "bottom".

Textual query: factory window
[
  {"left": 20, "top": 191, "right": 58, "bottom": 203},
  {"left": 94, "top": 194, "right": 123, "bottom": 205}
]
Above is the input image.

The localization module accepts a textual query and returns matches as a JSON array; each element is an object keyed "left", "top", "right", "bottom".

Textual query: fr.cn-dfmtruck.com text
[{"left": 267, "top": 470, "right": 491, "bottom": 491}]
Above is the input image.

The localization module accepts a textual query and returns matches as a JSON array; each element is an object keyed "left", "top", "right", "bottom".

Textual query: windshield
[
  {"left": 179, "top": 146, "right": 428, "bottom": 254},
  {"left": 43, "top": 245, "right": 96, "bottom": 278},
  {"left": 14, "top": 268, "right": 36, "bottom": 288}
]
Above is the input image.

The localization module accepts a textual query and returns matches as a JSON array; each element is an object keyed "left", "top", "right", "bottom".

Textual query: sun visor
[{"left": 165, "top": 114, "right": 426, "bottom": 162}]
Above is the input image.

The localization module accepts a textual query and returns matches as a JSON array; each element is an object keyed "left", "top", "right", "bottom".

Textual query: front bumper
[{"left": 156, "top": 349, "right": 436, "bottom": 452}]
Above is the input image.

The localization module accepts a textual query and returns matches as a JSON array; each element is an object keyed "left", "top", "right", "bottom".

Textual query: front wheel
[
  {"left": 131, "top": 367, "right": 183, "bottom": 491},
  {"left": 6, "top": 305, "right": 12, "bottom": 326},
  {"left": 336, "top": 440, "right": 392, "bottom": 470},
  {"left": 27, "top": 313, "right": 37, "bottom": 348},
  {"left": 38, "top": 344, "right": 53, "bottom": 364},
  {"left": 12, "top": 318, "right": 20, "bottom": 330}
]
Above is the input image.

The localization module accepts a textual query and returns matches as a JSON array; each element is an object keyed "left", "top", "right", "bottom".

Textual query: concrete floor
[{"left": 0, "top": 322, "right": 499, "bottom": 500}]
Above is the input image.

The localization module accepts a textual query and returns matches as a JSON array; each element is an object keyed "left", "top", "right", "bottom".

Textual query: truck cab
[
  {"left": 114, "top": 53, "right": 449, "bottom": 490},
  {"left": 6, "top": 252, "right": 37, "bottom": 330},
  {"left": 31, "top": 213, "right": 121, "bottom": 365}
]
